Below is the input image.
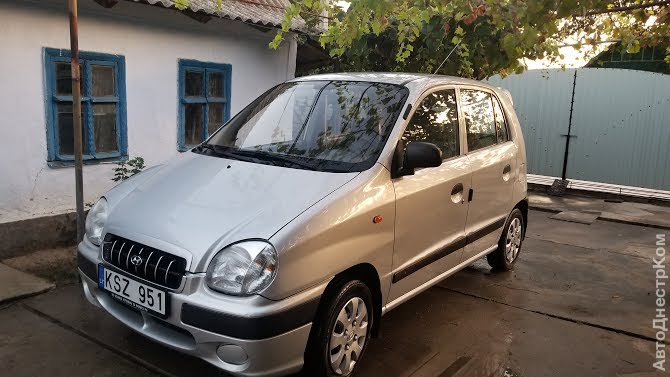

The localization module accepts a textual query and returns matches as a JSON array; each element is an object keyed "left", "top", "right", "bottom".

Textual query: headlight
[
  {"left": 206, "top": 240, "right": 278, "bottom": 296},
  {"left": 85, "top": 198, "right": 108, "bottom": 245}
]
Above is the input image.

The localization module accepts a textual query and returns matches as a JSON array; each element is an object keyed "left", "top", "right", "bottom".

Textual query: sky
[{"left": 524, "top": 45, "right": 610, "bottom": 69}]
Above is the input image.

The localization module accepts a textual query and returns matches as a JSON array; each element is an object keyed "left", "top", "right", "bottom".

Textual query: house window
[
  {"left": 44, "top": 48, "right": 127, "bottom": 162},
  {"left": 178, "top": 60, "right": 231, "bottom": 150}
]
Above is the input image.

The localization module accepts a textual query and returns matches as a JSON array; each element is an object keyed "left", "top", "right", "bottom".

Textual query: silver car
[{"left": 78, "top": 73, "right": 527, "bottom": 377}]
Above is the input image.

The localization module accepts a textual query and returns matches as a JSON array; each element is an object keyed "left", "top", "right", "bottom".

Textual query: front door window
[{"left": 402, "top": 89, "right": 460, "bottom": 159}]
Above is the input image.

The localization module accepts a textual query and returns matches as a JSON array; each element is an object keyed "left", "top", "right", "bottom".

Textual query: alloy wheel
[
  {"left": 329, "top": 297, "right": 369, "bottom": 375},
  {"left": 505, "top": 217, "right": 522, "bottom": 263}
]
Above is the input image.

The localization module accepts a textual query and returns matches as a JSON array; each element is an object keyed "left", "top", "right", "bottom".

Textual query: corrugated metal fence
[{"left": 487, "top": 68, "right": 670, "bottom": 193}]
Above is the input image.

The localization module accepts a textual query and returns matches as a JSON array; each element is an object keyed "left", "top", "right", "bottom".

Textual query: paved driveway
[{"left": 1, "top": 210, "right": 665, "bottom": 376}]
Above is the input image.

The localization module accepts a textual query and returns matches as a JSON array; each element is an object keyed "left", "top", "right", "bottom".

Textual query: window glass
[
  {"left": 461, "top": 89, "right": 496, "bottom": 151},
  {"left": 57, "top": 103, "right": 87, "bottom": 155},
  {"left": 208, "top": 72, "right": 224, "bottom": 98},
  {"left": 236, "top": 84, "right": 306, "bottom": 146},
  {"left": 204, "top": 81, "right": 409, "bottom": 172},
  {"left": 230, "top": 81, "right": 405, "bottom": 163},
  {"left": 402, "top": 89, "right": 460, "bottom": 159},
  {"left": 492, "top": 97, "right": 509, "bottom": 142},
  {"left": 184, "top": 104, "right": 204, "bottom": 146},
  {"left": 54, "top": 62, "right": 82, "bottom": 96},
  {"left": 91, "top": 65, "right": 115, "bottom": 97},
  {"left": 93, "top": 104, "right": 118, "bottom": 152},
  {"left": 208, "top": 103, "right": 225, "bottom": 136},
  {"left": 185, "top": 70, "right": 204, "bottom": 96}
]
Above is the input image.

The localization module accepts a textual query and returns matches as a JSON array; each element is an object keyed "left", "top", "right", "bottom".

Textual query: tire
[
  {"left": 304, "top": 280, "right": 373, "bottom": 377},
  {"left": 487, "top": 208, "right": 524, "bottom": 271}
]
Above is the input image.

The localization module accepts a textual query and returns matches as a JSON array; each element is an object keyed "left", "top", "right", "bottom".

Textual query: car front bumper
[{"left": 77, "top": 238, "right": 322, "bottom": 377}]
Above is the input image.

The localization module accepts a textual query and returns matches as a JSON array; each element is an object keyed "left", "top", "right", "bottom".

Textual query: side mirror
[{"left": 398, "top": 142, "right": 442, "bottom": 176}]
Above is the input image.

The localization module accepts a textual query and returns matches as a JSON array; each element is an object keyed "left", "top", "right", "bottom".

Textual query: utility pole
[
  {"left": 561, "top": 70, "right": 577, "bottom": 181},
  {"left": 68, "top": 0, "right": 85, "bottom": 242}
]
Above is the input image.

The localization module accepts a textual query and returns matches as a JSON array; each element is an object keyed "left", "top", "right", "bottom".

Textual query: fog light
[{"left": 217, "top": 344, "right": 248, "bottom": 365}]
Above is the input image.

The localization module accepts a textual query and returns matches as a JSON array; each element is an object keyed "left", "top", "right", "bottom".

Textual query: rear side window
[
  {"left": 460, "top": 89, "right": 497, "bottom": 152},
  {"left": 402, "top": 89, "right": 460, "bottom": 159},
  {"left": 492, "top": 97, "right": 509, "bottom": 142}
]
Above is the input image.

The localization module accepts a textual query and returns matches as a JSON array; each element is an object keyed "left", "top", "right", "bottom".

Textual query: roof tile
[{"left": 132, "top": 0, "right": 307, "bottom": 29}]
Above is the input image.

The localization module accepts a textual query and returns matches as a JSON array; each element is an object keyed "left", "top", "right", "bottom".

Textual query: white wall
[{"left": 0, "top": 0, "right": 297, "bottom": 222}]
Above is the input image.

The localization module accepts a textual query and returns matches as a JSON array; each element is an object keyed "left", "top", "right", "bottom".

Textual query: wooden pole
[{"left": 68, "top": 0, "right": 85, "bottom": 242}]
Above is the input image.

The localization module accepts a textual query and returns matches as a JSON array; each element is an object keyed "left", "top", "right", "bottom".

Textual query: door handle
[
  {"left": 502, "top": 164, "right": 512, "bottom": 181},
  {"left": 450, "top": 183, "right": 464, "bottom": 204}
]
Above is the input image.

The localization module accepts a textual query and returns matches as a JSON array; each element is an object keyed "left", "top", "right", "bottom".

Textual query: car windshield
[{"left": 195, "top": 80, "right": 409, "bottom": 172}]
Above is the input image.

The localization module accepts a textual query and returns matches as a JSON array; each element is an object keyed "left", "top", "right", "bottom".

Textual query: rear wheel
[
  {"left": 487, "top": 208, "right": 524, "bottom": 270},
  {"left": 305, "top": 280, "right": 373, "bottom": 376}
]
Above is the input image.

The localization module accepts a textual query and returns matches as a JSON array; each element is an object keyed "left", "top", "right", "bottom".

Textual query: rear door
[
  {"left": 388, "top": 87, "right": 471, "bottom": 303},
  {"left": 459, "top": 88, "right": 517, "bottom": 261}
]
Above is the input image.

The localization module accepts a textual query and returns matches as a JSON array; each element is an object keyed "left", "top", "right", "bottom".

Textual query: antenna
[{"left": 432, "top": 40, "right": 462, "bottom": 75}]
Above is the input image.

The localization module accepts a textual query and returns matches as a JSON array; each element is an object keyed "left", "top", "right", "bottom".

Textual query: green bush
[{"left": 112, "top": 157, "right": 145, "bottom": 182}]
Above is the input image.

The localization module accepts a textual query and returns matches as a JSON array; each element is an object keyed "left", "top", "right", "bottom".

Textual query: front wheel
[
  {"left": 487, "top": 208, "right": 524, "bottom": 270},
  {"left": 304, "top": 280, "right": 373, "bottom": 376}
]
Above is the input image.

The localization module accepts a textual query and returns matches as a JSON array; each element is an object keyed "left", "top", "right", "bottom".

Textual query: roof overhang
[{"left": 127, "top": 0, "right": 311, "bottom": 31}]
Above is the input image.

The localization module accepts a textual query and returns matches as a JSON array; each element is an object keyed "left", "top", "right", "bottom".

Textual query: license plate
[{"left": 98, "top": 265, "right": 169, "bottom": 317}]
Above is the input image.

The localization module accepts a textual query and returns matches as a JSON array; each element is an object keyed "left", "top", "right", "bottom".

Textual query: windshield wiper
[
  {"left": 199, "top": 144, "right": 331, "bottom": 171},
  {"left": 197, "top": 144, "right": 261, "bottom": 164},
  {"left": 234, "top": 150, "right": 320, "bottom": 171}
]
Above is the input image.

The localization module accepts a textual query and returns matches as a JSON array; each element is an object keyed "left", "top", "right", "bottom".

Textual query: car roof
[{"left": 289, "top": 72, "right": 491, "bottom": 88}]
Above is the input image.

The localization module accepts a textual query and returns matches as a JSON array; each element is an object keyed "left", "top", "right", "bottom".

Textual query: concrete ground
[
  {"left": 528, "top": 192, "right": 670, "bottom": 229},
  {"left": 0, "top": 210, "right": 666, "bottom": 377}
]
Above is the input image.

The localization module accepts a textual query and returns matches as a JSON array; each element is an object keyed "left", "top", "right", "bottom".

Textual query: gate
[{"left": 487, "top": 68, "right": 670, "bottom": 192}]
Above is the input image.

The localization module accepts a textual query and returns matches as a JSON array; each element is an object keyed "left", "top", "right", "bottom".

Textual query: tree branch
[{"left": 577, "top": 1, "right": 670, "bottom": 17}]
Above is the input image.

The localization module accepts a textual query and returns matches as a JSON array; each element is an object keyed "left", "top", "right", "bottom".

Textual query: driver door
[{"left": 388, "top": 88, "right": 471, "bottom": 303}]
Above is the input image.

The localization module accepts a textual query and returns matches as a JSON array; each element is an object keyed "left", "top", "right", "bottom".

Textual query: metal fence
[{"left": 487, "top": 68, "right": 670, "bottom": 193}]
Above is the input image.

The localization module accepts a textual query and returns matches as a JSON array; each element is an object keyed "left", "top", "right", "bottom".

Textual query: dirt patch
[{"left": 2, "top": 247, "right": 78, "bottom": 286}]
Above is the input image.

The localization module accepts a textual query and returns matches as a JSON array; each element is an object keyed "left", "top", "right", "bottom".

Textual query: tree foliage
[{"left": 272, "top": 0, "right": 670, "bottom": 79}]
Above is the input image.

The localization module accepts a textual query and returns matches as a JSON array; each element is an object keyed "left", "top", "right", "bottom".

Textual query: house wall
[{"left": 0, "top": 0, "right": 297, "bottom": 222}]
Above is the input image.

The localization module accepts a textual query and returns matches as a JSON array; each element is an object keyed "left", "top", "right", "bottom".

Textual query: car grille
[{"left": 102, "top": 234, "right": 187, "bottom": 289}]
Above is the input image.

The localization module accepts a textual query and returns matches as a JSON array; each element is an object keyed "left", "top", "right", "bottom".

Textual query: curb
[
  {"left": 0, "top": 212, "right": 78, "bottom": 260},
  {"left": 528, "top": 206, "right": 561, "bottom": 214},
  {"left": 0, "top": 285, "right": 55, "bottom": 306},
  {"left": 529, "top": 205, "right": 670, "bottom": 231}
]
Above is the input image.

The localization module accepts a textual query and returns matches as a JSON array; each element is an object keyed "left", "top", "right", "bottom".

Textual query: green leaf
[
  {"left": 626, "top": 40, "right": 641, "bottom": 54},
  {"left": 411, "top": 24, "right": 421, "bottom": 37},
  {"left": 174, "top": 0, "right": 189, "bottom": 10},
  {"left": 330, "top": 47, "right": 345, "bottom": 56},
  {"left": 372, "top": 19, "right": 383, "bottom": 34},
  {"left": 269, "top": 33, "right": 283, "bottom": 49}
]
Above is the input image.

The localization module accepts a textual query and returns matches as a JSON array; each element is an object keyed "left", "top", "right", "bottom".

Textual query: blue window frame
[
  {"left": 44, "top": 48, "right": 127, "bottom": 163},
  {"left": 178, "top": 59, "right": 232, "bottom": 151}
]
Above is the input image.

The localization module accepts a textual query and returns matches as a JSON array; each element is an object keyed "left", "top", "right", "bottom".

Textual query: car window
[
  {"left": 402, "top": 89, "right": 460, "bottom": 160},
  {"left": 492, "top": 96, "right": 509, "bottom": 143},
  {"left": 460, "top": 89, "right": 497, "bottom": 152}
]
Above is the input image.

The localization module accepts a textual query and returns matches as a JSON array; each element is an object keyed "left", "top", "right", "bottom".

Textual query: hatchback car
[{"left": 78, "top": 73, "right": 527, "bottom": 377}]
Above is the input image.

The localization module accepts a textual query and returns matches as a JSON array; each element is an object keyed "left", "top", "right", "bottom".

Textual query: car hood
[{"left": 104, "top": 152, "right": 358, "bottom": 271}]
